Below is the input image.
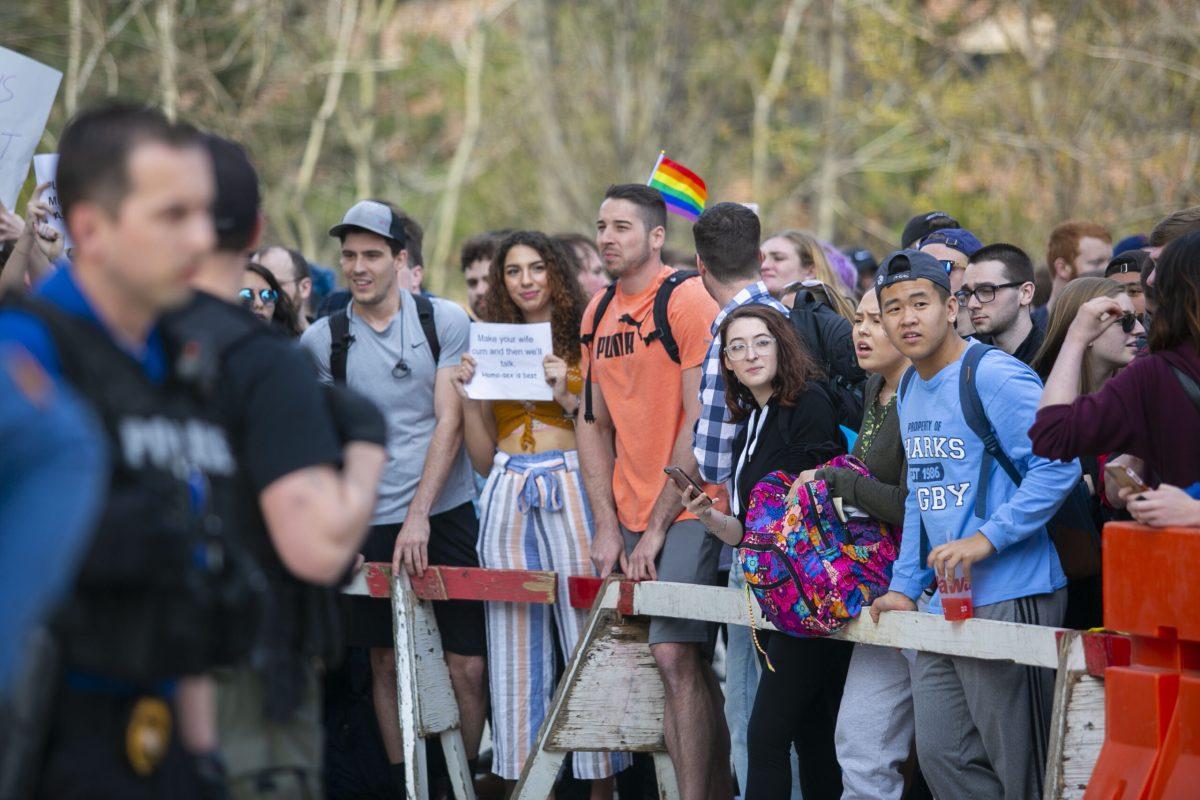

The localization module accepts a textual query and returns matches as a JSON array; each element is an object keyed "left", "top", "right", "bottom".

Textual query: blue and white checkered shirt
[{"left": 692, "top": 281, "right": 790, "bottom": 484}]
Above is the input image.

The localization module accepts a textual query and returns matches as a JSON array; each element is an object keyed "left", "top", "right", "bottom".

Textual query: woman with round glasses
[
  {"left": 450, "top": 231, "right": 628, "bottom": 794},
  {"left": 678, "top": 304, "right": 847, "bottom": 799},
  {"left": 244, "top": 262, "right": 300, "bottom": 337}
]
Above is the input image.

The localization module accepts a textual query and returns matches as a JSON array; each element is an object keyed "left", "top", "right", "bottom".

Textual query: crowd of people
[{"left": 1, "top": 100, "right": 1199, "bottom": 800}]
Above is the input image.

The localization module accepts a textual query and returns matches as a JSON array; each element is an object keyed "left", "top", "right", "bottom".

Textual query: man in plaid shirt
[
  {"left": 691, "top": 204, "right": 789, "bottom": 485},
  {"left": 690, "top": 202, "right": 791, "bottom": 795}
]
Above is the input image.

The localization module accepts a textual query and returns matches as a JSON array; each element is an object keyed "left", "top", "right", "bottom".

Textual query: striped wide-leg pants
[{"left": 477, "top": 449, "right": 630, "bottom": 781}]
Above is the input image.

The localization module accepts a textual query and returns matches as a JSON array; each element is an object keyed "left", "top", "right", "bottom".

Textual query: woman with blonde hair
[{"left": 761, "top": 229, "right": 856, "bottom": 317}]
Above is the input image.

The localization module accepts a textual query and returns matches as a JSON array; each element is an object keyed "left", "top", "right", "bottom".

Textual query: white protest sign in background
[
  {"left": 466, "top": 322, "right": 554, "bottom": 401},
  {"left": 32, "top": 154, "right": 71, "bottom": 250},
  {"left": 0, "top": 47, "right": 63, "bottom": 210}
]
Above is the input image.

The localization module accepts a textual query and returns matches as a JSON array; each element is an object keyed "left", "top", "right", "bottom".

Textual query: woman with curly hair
[{"left": 451, "top": 230, "right": 629, "bottom": 794}]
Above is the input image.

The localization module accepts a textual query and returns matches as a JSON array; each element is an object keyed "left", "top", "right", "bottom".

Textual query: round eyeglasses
[
  {"left": 239, "top": 288, "right": 278, "bottom": 305},
  {"left": 723, "top": 336, "right": 777, "bottom": 361}
]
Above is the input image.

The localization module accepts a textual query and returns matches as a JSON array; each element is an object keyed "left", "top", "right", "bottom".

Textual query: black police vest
[
  {"left": 3, "top": 294, "right": 265, "bottom": 683},
  {"left": 167, "top": 294, "right": 343, "bottom": 717}
]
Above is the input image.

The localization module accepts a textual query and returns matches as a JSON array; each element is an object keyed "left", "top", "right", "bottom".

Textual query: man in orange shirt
[{"left": 577, "top": 183, "right": 732, "bottom": 799}]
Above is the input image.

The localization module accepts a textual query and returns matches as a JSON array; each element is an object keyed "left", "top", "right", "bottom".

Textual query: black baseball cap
[
  {"left": 1105, "top": 249, "right": 1152, "bottom": 277},
  {"left": 874, "top": 249, "right": 952, "bottom": 300},
  {"left": 203, "top": 134, "right": 260, "bottom": 251},
  {"left": 901, "top": 211, "right": 959, "bottom": 249},
  {"left": 329, "top": 200, "right": 407, "bottom": 247}
]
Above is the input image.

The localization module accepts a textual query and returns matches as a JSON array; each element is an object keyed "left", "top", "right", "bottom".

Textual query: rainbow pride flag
[{"left": 647, "top": 152, "right": 707, "bottom": 221}]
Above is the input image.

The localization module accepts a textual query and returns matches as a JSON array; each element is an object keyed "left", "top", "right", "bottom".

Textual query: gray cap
[
  {"left": 329, "top": 200, "right": 407, "bottom": 246},
  {"left": 874, "top": 249, "right": 952, "bottom": 300}
]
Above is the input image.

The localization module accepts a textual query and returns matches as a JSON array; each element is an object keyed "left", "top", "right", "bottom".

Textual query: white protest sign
[
  {"left": 0, "top": 47, "right": 63, "bottom": 209},
  {"left": 32, "top": 154, "right": 71, "bottom": 250},
  {"left": 466, "top": 322, "right": 554, "bottom": 401}
]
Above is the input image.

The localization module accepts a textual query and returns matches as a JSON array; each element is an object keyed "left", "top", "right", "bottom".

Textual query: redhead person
[
  {"left": 679, "top": 305, "right": 847, "bottom": 799},
  {"left": 451, "top": 231, "right": 628, "bottom": 794},
  {"left": 816, "top": 291, "right": 917, "bottom": 800},
  {"left": 1031, "top": 231, "right": 1200, "bottom": 494}
]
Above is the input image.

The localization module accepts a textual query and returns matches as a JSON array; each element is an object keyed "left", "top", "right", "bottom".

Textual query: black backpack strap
[
  {"left": 412, "top": 293, "right": 440, "bottom": 365},
  {"left": 646, "top": 269, "right": 699, "bottom": 364},
  {"left": 958, "top": 343, "right": 1023, "bottom": 519},
  {"left": 328, "top": 309, "right": 353, "bottom": 386},
  {"left": 898, "top": 365, "right": 917, "bottom": 400},
  {"left": 580, "top": 283, "right": 619, "bottom": 424},
  {"left": 1171, "top": 365, "right": 1200, "bottom": 416}
]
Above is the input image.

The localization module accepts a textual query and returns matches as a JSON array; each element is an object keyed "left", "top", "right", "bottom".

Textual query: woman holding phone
[
  {"left": 451, "top": 231, "right": 627, "bottom": 794},
  {"left": 678, "top": 304, "right": 846, "bottom": 799}
]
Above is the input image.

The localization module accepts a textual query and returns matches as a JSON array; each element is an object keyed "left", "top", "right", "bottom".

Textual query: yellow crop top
[{"left": 493, "top": 366, "right": 584, "bottom": 452}]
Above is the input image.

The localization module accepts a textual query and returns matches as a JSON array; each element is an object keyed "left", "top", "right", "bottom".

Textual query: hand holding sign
[
  {"left": 463, "top": 322, "right": 554, "bottom": 401},
  {"left": 0, "top": 198, "right": 22, "bottom": 243},
  {"left": 32, "top": 154, "right": 70, "bottom": 252},
  {"left": 27, "top": 182, "right": 63, "bottom": 261}
]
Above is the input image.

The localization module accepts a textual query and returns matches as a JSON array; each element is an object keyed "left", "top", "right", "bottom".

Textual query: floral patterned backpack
[{"left": 738, "top": 455, "right": 900, "bottom": 638}]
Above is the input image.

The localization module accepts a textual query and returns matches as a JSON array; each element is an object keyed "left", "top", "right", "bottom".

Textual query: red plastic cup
[{"left": 939, "top": 568, "right": 973, "bottom": 621}]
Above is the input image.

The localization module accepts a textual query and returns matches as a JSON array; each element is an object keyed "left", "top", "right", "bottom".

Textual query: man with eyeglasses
[
  {"left": 917, "top": 227, "right": 982, "bottom": 337},
  {"left": 961, "top": 243, "right": 1043, "bottom": 365},
  {"left": 299, "top": 199, "right": 487, "bottom": 797}
]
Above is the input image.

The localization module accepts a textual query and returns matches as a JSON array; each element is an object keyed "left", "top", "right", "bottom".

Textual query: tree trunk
[
  {"left": 429, "top": 24, "right": 486, "bottom": 297},
  {"left": 751, "top": 0, "right": 809, "bottom": 203},
  {"left": 156, "top": 0, "right": 179, "bottom": 121},
  {"left": 814, "top": 0, "right": 845, "bottom": 241}
]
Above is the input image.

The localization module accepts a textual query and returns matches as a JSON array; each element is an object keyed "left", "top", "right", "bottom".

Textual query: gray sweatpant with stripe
[{"left": 912, "top": 589, "right": 1067, "bottom": 800}]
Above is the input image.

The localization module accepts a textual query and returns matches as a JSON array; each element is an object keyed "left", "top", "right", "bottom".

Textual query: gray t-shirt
[{"left": 300, "top": 292, "right": 474, "bottom": 524}]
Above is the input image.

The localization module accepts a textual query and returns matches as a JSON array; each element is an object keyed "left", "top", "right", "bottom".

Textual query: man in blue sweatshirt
[{"left": 868, "top": 249, "right": 1080, "bottom": 800}]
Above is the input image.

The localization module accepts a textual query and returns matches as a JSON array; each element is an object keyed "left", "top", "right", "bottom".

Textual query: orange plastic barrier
[{"left": 1085, "top": 523, "right": 1200, "bottom": 799}]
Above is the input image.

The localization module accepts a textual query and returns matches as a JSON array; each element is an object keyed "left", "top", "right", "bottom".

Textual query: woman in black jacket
[{"left": 680, "top": 304, "right": 847, "bottom": 799}]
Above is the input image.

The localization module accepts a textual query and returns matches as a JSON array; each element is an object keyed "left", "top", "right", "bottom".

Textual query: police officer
[
  {"left": 167, "top": 134, "right": 386, "bottom": 797},
  {"left": 0, "top": 104, "right": 261, "bottom": 798}
]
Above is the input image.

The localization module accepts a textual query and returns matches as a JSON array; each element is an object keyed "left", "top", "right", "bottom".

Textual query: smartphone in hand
[
  {"left": 1104, "top": 462, "right": 1148, "bottom": 494},
  {"left": 664, "top": 466, "right": 711, "bottom": 504}
]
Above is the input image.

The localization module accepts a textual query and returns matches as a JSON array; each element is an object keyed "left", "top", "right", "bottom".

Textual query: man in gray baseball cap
[
  {"left": 328, "top": 199, "right": 409, "bottom": 245},
  {"left": 300, "top": 200, "right": 485, "bottom": 795}
]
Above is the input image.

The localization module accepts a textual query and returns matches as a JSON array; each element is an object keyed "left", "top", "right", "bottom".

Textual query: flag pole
[{"left": 646, "top": 150, "right": 666, "bottom": 185}]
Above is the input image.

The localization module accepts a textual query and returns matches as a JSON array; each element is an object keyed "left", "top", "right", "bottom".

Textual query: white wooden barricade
[
  {"left": 344, "top": 570, "right": 476, "bottom": 800},
  {"left": 513, "top": 578, "right": 1109, "bottom": 800}
]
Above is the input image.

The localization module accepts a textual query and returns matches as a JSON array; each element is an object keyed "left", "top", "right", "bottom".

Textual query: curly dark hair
[
  {"left": 477, "top": 231, "right": 588, "bottom": 364},
  {"left": 718, "top": 305, "right": 820, "bottom": 423}
]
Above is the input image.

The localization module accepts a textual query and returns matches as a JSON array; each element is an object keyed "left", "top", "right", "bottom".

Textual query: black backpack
[
  {"left": 580, "top": 270, "right": 699, "bottom": 422},
  {"left": 328, "top": 293, "right": 440, "bottom": 384},
  {"left": 790, "top": 287, "right": 866, "bottom": 431}
]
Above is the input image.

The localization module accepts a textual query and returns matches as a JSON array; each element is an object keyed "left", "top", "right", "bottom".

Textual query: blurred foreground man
[
  {"left": 171, "top": 135, "right": 386, "bottom": 797},
  {"left": 0, "top": 104, "right": 263, "bottom": 798}
]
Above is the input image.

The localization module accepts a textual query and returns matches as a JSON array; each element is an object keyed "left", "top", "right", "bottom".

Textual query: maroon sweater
[{"left": 1029, "top": 343, "right": 1200, "bottom": 487}]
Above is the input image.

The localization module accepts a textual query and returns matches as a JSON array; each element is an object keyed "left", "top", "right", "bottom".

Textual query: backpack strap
[
  {"left": 898, "top": 366, "right": 917, "bottom": 401},
  {"left": 580, "top": 283, "right": 619, "bottom": 424},
  {"left": 1171, "top": 365, "right": 1200, "bottom": 416},
  {"left": 958, "top": 343, "right": 1023, "bottom": 519},
  {"left": 646, "top": 270, "right": 699, "bottom": 364},
  {"left": 412, "top": 292, "right": 440, "bottom": 365},
  {"left": 328, "top": 309, "right": 353, "bottom": 386}
]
